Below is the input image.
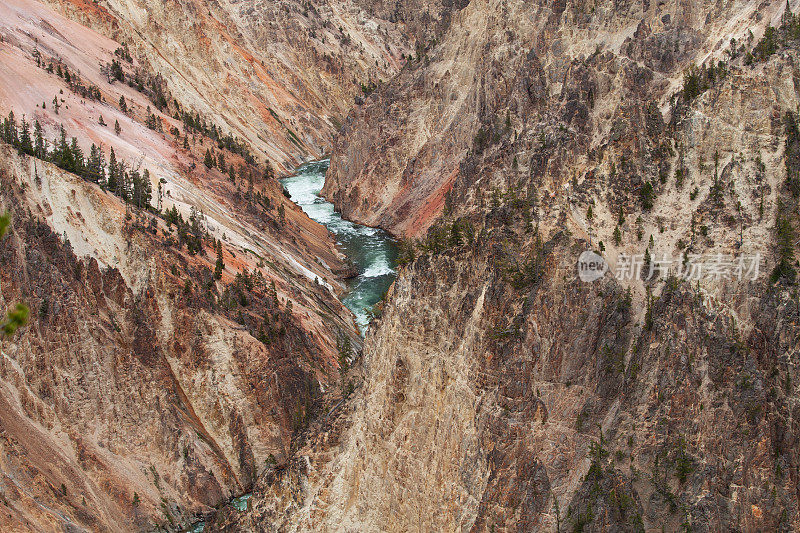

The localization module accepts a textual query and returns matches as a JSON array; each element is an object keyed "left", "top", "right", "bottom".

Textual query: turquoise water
[
  {"left": 186, "top": 494, "right": 250, "bottom": 531},
  {"left": 281, "top": 159, "right": 398, "bottom": 334},
  {"left": 185, "top": 162, "right": 396, "bottom": 533},
  {"left": 230, "top": 493, "right": 251, "bottom": 511}
]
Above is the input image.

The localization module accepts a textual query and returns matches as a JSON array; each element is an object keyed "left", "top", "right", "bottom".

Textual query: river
[
  {"left": 281, "top": 159, "right": 398, "bottom": 334},
  {"left": 185, "top": 161, "right": 396, "bottom": 532}
]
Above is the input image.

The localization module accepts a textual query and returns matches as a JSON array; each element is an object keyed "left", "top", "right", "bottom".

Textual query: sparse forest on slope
[
  {"left": 0, "top": 0, "right": 392, "bottom": 529},
  {"left": 4, "top": 0, "right": 800, "bottom": 531},
  {"left": 231, "top": 1, "right": 800, "bottom": 531},
  {"left": 39, "top": 0, "right": 413, "bottom": 169}
]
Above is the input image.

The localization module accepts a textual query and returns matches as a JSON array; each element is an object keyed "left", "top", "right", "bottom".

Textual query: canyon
[
  {"left": 232, "top": 0, "right": 800, "bottom": 531},
  {"left": 2, "top": 0, "right": 800, "bottom": 532}
]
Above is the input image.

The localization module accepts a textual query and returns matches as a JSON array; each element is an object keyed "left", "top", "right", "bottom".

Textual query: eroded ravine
[{"left": 281, "top": 160, "right": 398, "bottom": 334}]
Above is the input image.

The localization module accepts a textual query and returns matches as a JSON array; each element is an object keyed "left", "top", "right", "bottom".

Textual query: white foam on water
[
  {"left": 362, "top": 258, "right": 395, "bottom": 278},
  {"left": 281, "top": 162, "right": 397, "bottom": 335}
]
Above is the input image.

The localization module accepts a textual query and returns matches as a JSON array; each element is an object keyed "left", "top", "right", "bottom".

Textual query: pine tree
[
  {"left": 107, "top": 147, "right": 119, "bottom": 192},
  {"left": 772, "top": 203, "right": 796, "bottom": 282},
  {"left": 119, "top": 95, "right": 127, "bottom": 113},
  {"left": 110, "top": 59, "right": 123, "bottom": 81},
  {"left": 157, "top": 177, "right": 166, "bottom": 212},
  {"left": 3, "top": 111, "right": 18, "bottom": 146},
  {"left": 69, "top": 137, "right": 84, "bottom": 175},
  {"left": 217, "top": 151, "right": 225, "bottom": 170},
  {"left": 640, "top": 181, "right": 655, "bottom": 210},
  {"left": 97, "top": 144, "right": 106, "bottom": 185},
  {"left": 142, "top": 169, "right": 152, "bottom": 207},
  {"left": 214, "top": 240, "right": 224, "bottom": 279},
  {"left": 18, "top": 116, "right": 33, "bottom": 155},
  {"left": 33, "top": 120, "right": 46, "bottom": 158},
  {"left": 263, "top": 160, "right": 275, "bottom": 180},
  {"left": 53, "top": 125, "right": 72, "bottom": 170},
  {"left": 87, "top": 144, "right": 101, "bottom": 183},
  {"left": 114, "top": 119, "right": 121, "bottom": 135},
  {"left": 118, "top": 167, "right": 131, "bottom": 201},
  {"left": 131, "top": 169, "right": 152, "bottom": 208},
  {"left": 204, "top": 149, "right": 214, "bottom": 169},
  {"left": 130, "top": 169, "right": 141, "bottom": 206}
]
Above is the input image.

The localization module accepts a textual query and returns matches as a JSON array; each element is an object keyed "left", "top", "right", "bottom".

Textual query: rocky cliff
[
  {"left": 324, "top": 0, "right": 795, "bottom": 236},
  {"left": 0, "top": 132, "right": 363, "bottom": 529},
  {"left": 4, "top": 0, "right": 800, "bottom": 530},
  {"left": 231, "top": 0, "right": 800, "bottom": 531},
  {"left": 0, "top": 0, "right": 377, "bottom": 529},
  {"left": 40, "top": 0, "right": 412, "bottom": 170}
]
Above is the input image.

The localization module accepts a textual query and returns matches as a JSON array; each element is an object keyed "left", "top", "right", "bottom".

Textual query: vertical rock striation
[{"left": 234, "top": 1, "right": 800, "bottom": 531}]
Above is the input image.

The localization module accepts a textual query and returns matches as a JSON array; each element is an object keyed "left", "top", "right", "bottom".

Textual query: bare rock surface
[{"left": 231, "top": 1, "right": 800, "bottom": 531}]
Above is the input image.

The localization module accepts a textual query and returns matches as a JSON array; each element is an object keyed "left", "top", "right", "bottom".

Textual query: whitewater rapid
[{"left": 281, "top": 160, "right": 398, "bottom": 334}]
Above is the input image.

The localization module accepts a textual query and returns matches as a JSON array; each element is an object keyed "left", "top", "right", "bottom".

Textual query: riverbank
[{"left": 281, "top": 160, "right": 398, "bottom": 334}]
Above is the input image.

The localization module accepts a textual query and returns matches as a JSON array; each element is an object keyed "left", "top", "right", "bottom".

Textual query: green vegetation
[
  {"left": 2, "top": 302, "right": 29, "bottom": 338},
  {"left": 396, "top": 238, "right": 416, "bottom": 266},
  {"left": 101, "top": 44, "right": 259, "bottom": 166},
  {"left": 177, "top": 108, "right": 256, "bottom": 165},
  {"left": 501, "top": 231, "right": 545, "bottom": 290},
  {"left": 163, "top": 205, "right": 205, "bottom": 255},
  {"left": 114, "top": 43, "right": 133, "bottom": 63},
  {"left": 144, "top": 107, "right": 162, "bottom": 132},
  {"left": 682, "top": 6, "right": 800, "bottom": 108},
  {"left": 682, "top": 61, "right": 728, "bottom": 103},
  {"left": 785, "top": 112, "right": 800, "bottom": 197},
  {"left": 337, "top": 333, "right": 352, "bottom": 375},
  {"left": 772, "top": 203, "right": 796, "bottom": 283},
  {"left": 150, "top": 465, "right": 160, "bottom": 489},
  {"left": 35, "top": 52, "right": 102, "bottom": 101},
  {"left": 640, "top": 181, "right": 655, "bottom": 210},
  {"left": 674, "top": 437, "right": 694, "bottom": 484},
  {"left": 1, "top": 112, "right": 152, "bottom": 209},
  {"left": 214, "top": 239, "right": 224, "bottom": 279},
  {"left": 0, "top": 212, "right": 29, "bottom": 340},
  {"left": 253, "top": 281, "right": 289, "bottom": 346}
]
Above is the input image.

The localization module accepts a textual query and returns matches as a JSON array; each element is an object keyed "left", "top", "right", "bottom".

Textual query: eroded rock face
[
  {"left": 234, "top": 238, "right": 800, "bottom": 531},
  {"left": 41, "top": 0, "right": 413, "bottom": 169},
  {"left": 324, "top": 0, "right": 792, "bottom": 236},
  {"left": 0, "top": 143, "right": 360, "bottom": 531},
  {"left": 0, "top": 0, "right": 393, "bottom": 528},
  {"left": 229, "top": 0, "right": 800, "bottom": 531},
  {"left": 4, "top": 0, "right": 800, "bottom": 530}
]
